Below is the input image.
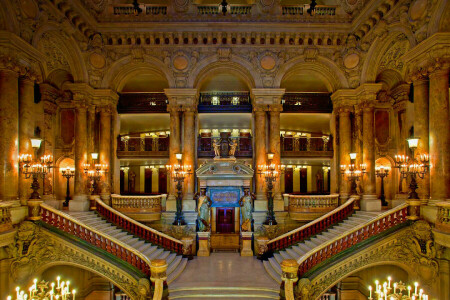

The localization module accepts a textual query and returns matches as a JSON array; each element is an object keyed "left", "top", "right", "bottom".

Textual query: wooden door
[
  {"left": 144, "top": 168, "right": 152, "bottom": 194},
  {"left": 216, "top": 208, "right": 234, "bottom": 233},
  {"left": 300, "top": 168, "right": 308, "bottom": 193},
  {"left": 285, "top": 168, "right": 293, "bottom": 193},
  {"left": 158, "top": 168, "right": 167, "bottom": 194}
]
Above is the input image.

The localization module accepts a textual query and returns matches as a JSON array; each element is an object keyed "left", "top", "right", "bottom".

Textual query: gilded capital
[
  {"left": 268, "top": 104, "right": 283, "bottom": 113},
  {"left": 253, "top": 104, "right": 268, "bottom": 113}
]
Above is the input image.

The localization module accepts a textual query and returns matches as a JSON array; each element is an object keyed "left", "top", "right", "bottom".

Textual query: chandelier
[
  {"left": 7, "top": 276, "right": 76, "bottom": 300},
  {"left": 368, "top": 276, "right": 429, "bottom": 300},
  {"left": 340, "top": 152, "right": 366, "bottom": 195}
]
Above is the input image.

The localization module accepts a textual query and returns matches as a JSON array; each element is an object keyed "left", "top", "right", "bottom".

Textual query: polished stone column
[
  {"left": 18, "top": 77, "right": 34, "bottom": 204},
  {"left": 362, "top": 102, "right": 376, "bottom": 195},
  {"left": 99, "top": 106, "right": 112, "bottom": 198},
  {"left": 254, "top": 105, "right": 267, "bottom": 205},
  {"left": 73, "top": 102, "right": 88, "bottom": 208},
  {"left": 413, "top": 77, "right": 430, "bottom": 203},
  {"left": 354, "top": 106, "right": 363, "bottom": 170},
  {"left": 42, "top": 100, "right": 57, "bottom": 198},
  {"left": 168, "top": 105, "right": 181, "bottom": 203},
  {"left": 87, "top": 105, "right": 96, "bottom": 158},
  {"left": 0, "top": 69, "right": 19, "bottom": 202},
  {"left": 111, "top": 107, "right": 121, "bottom": 195},
  {"left": 429, "top": 68, "right": 450, "bottom": 202},
  {"left": 182, "top": 107, "right": 196, "bottom": 201},
  {"left": 338, "top": 106, "right": 352, "bottom": 199},
  {"left": 269, "top": 104, "right": 283, "bottom": 210}
]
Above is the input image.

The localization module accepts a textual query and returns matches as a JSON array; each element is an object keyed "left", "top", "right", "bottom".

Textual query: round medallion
[
  {"left": 346, "top": 0, "right": 358, "bottom": 5},
  {"left": 21, "top": 0, "right": 38, "bottom": 18},
  {"left": 260, "top": 56, "right": 276, "bottom": 70},
  {"left": 173, "top": 56, "right": 189, "bottom": 71},
  {"left": 343, "top": 53, "right": 360, "bottom": 69},
  {"left": 409, "top": 0, "right": 427, "bottom": 21},
  {"left": 89, "top": 53, "right": 106, "bottom": 69}
]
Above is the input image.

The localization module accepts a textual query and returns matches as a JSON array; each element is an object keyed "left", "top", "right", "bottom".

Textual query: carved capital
[
  {"left": 167, "top": 104, "right": 182, "bottom": 114},
  {"left": 335, "top": 105, "right": 353, "bottom": 115},
  {"left": 268, "top": 104, "right": 283, "bottom": 113},
  {"left": 253, "top": 104, "right": 269, "bottom": 113}
]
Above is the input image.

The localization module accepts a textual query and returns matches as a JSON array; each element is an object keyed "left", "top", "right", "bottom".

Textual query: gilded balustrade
[
  {"left": 436, "top": 202, "right": 450, "bottom": 233},
  {"left": 288, "top": 194, "right": 340, "bottom": 221},
  {"left": 0, "top": 202, "right": 12, "bottom": 232},
  {"left": 111, "top": 194, "right": 164, "bottom": 213}
]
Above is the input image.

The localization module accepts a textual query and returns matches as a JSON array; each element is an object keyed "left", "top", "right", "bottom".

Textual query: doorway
[
  {"left": 285, "top": 168, "right": 293, "bottom": 193},
  {"left": 216, "top": 208, "right": 234, "bottom": 233},
  {"left": 300, "top": 168, "right": 307, "bottom": 193},
  {"left": 144, "top": 168, "right": 152, "bottom": 194}
]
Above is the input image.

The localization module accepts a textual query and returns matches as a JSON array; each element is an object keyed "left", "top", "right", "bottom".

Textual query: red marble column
[
  {"left": 0, "top": 69, "right": 19, "bottom": 202},
  {"left": 182, "top": 107, "right": 196, "bottom": 200},
  {"left": 74, "top": 102, "right": 88, "bottom": 198},
  {"left": 99, "top": 106, "right": 112, "bottom": 197},
  {"left": 338, "top": 106, "right": 352, "bottom": 198},
  {"left": 429, "top": 68, "right": 450, "bottom": 202},
  {"left": 362, "top": 102, "right": 376, "bottom": 195},
  {"left": 269, "top": 105, "right": 282, "bottom": 204},
  {"left": 254, "top": 105, "right": 267, "bottom": 202},
  {"left": 168, "top": 105, "right": 181, "bottom": 200}
]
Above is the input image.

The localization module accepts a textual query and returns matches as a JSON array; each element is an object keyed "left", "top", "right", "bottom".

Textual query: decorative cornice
[
  {"left": 164, "top": 88, "right": 199, "bottom": 108},
  {"left": 251, "top": 88, "right": 285, "bottom": 106}
]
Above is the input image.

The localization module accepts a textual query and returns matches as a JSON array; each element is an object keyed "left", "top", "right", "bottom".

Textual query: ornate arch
[
  {"left": 32, "top": 22, "right": 88, "bottom": 83},
  {"left": 188, "top": 54, "right": 261, "bottom": 89},
  {"left": 297, "top": 222, "right": 439, "bottom": 299},
  {"left": 0, "top": 0, "right": 19, "bottom": 34},
  {"left": 361, "top": 29, "right": 415, "bottom": 83},
  {"left": 427, "top": 0, "right": 449, "bottom": 35},
  {"left": 102, "top": 55, "right": 174, "bottom": 91},
  {"left": 9, "top": 222, "right": 150, "bottom": 300},
  {"left": 275, "top": 57, "right": 349, "bottom": 92}
]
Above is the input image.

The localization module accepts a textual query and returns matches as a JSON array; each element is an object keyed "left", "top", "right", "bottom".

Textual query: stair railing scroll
[
  {"left": 265, "top": 197, "right": 357, "bottom": 254},
  {"left": 94, "top": 198, "right": 185, "bottom": 255},
  {"left": 297, "top": 203, "right": 409, "bottom": 278}
]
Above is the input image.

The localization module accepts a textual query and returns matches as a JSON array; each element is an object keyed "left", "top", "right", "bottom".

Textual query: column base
[
  {"left": 100, "top": 193, "right": 111, "bottom": 206},
  {"left": 182, "top": 200, "right": 196, "bottom": 212},
  {"left": 166, "top": 199, "right": 176, "bottom": 212},
  {"left": 339, "top": 193, "right": 349, "bottom": 205},
  {"left": 197, "top": 232, "right": 210, "bottom": 257},
  {"left": 392, "top": 193, "right": 408, "bottom": 208},
  {"left": 274, "top": 200, "right": 284, "bottom": 212},
  {"left": 69, "top": 194, "right": 89, "bottom": 212},
  {"left": 254, "top": 200, "right": 268, "bottom": 212},
  {"left": 240, "top": 231, "right": 253, "bottom": 257},
  {"left": 43, "top": 198, "right": 64, "bottom": 210},
  {"left": 361, "top": 194, "right": 381, "bottom": 211}
]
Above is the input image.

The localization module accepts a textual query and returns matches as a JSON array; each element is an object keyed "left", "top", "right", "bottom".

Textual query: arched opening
[
  {"left": 279, "top": 71, "right": 333, "bottom": 195},
  {"left": 376, "top": 69, "right": 404, "bottom": 91},
  {"left": 375, "top": 157, "right": 394, "bottom": 203},
  {"left": 47, "top": 69, "right": 74, "bottom": 90},
  {"left": 55, "top": 157, "right": 75, "bottom": 202}
]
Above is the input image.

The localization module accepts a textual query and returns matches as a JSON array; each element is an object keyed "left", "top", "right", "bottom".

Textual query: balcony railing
[
  {"left": 198, "top": 92, "right": 252, "bottom": 113},
  {"left": 198, "top": 136, "right": 252, "bottom": 158},
  {"left": 111, "top": 194, "right": 166, "bottom": 222},
  {"left": 436, "top": 202, "right": 450, "bottom": 233},
  {"left": 118, "top": 135, "right": 169, "bottom": 157},
  {"left": 0, "top": 202, "right": 12, "bottom": 233},
  {"left": 111, "top": 4, "right": 167, "bottom": 16},
  {"left": 282, "top": 93, "right": 332, "bottom": 113},
  {"left": 282, "top": 5, "right": 337, "bottom": 16},
  {"left": 287, "top": 194, "right": 340, "bottom": 221},
  {"left": 197, "top": 5, "right": 252, "bottom": 15},
  {"left": 281, "top": 136, "right": 333, "bottom": 157},
  {"left": 118, "top": 93, "right": 168, "bottom": 114}
]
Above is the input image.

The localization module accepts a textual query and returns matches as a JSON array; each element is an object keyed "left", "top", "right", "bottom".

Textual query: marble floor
[{"left": 170, "top": 253, "right": 279, "bottom": 289}]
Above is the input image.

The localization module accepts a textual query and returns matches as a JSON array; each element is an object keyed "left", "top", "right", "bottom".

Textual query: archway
[
  {"left": 55, "top": 157, "right": 75, "bottom": 203},
  {"left": 375, "top": 157, "right": 395, "bottom": 203}
]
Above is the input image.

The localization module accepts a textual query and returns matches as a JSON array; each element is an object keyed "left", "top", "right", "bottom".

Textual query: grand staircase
[
  {"left": 67, "top": 211, "right": 187, "bottom": 284},
  {"left": 263, "top": 210, "right": 381, "bottom": 283},
  {"left": 169, "top": 287, "right": 280, "bottom": 299}
]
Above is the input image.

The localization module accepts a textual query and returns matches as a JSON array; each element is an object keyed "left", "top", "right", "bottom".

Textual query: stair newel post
[
  {"left": 280, "top": 259, "right": 299, "bottom": 300},
  {"left": 150, "top": 259, "right": 169, "bottom": 300}
]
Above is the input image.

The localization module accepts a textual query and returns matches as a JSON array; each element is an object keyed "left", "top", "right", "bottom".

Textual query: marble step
[
  {"left": 263, "top": 260, "right": 282, "bottom": 284},
  {"left": 167, "top": 258, "right": 187, "bottom": 284},
  {"left": 169, "top": 287, "right": 279, "bottom": 299},
  {"left": 268, "top": 257, "right": 282, "bottom": 275},
  {"left": 167, "top": 255, "right": 182, "bottom": 275}
]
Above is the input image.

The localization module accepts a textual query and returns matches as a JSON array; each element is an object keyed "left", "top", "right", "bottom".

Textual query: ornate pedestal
[
  {"left": 240, "top": 231, "right": 253, "bottom": 256},
  {"left": 197, "top": 231, "right": 210, "bottom": 257}
]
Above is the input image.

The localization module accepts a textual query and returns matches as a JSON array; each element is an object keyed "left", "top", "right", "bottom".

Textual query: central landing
[{"left": 169, "top": 253, "right": 279, "bottom": 299}]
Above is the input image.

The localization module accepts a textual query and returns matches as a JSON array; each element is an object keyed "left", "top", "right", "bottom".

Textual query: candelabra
[
  {"left": 394, "top": 138, "right": 430, "bottom": 200},
  {"left": 83, "top": 163, "right": 108, "bottom": 195},
  {"left": 7, "top": 276, "right": 76, "bottom": 300},
  {"left": 166, "top": 153, "right": 192, "bottom": 226},
  {"left": 19, "top": 138, "right": 54, "bottom": 200},
  {"left": 340, "top": 153, "right": 366, "bottom": 195},
  {"left": 375, "top": 166, "right": 390, "bottom": 206},
  {"left": 368, "top": 276, "right": 429, "bottom": 300},
  {"left": 61, "top": 167, "right": 75, "bottom": 207},
  {"left": 258, "top": 153, "right": 284, "bottom": 226}
]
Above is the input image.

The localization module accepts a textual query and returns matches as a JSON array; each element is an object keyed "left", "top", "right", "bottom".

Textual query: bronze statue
[
  {"left": 197, "top": 188, "right": 212, "bottom": 232},
  {"left": 239, "top": 188, "right": 256, "bottom": 232}
]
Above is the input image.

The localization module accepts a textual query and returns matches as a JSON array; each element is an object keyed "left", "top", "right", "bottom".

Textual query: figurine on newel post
[
  {"left": 196, "top": 188, "right": 212, "bottom": 256},
  {"left": 240, "top": 187, "right": 255, "bottom": 256}
]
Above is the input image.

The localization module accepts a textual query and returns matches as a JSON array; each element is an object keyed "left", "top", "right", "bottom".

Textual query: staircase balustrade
[
  {"left": 111, "top": 194, "right": 164, "bottom": 213},
  {"left": 266, "top": 198, "right": 357, "bottom": 253},
  {"left": 0, "top": 202, "right": 12, "bottom": 233},
  {"left": 436, "top": 202, "right": 450, "bottom": 233},
  {"left": 95, "top": 198, "right": 184, "bottom": 255},
  {"left": 40, "top": 203, "right": 152, "bottom": 276},
  {"left": 298, "top": 204, "right": 409, "bottom": 277},
  {"left": 288, "top": 194, "right": 339, "bottom": 219}
]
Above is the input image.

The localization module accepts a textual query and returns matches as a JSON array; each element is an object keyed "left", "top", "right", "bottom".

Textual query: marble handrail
[
  {"left": 297, "top": 204, "right": 408, "bottom": 276},
  {"left": 0, "top": 202, "right": 12, "bottom": 232},
  {"left": 40, "top": 203, "right": 152, "bottom": 276},
  {"left": 95, "top": 198, "right": 184, "bottom": 254},
  {"left": 288, "top": 194, "right": 339, "bottom": 210},
  {"left": 436, "top": 202, "right": 450, "bottom": 233},
  {"left": 111, "top": 194, "right": 164, "bottom": 212},
  {"left": 266, "top": 197, "right": 356, "bottom": 252}
]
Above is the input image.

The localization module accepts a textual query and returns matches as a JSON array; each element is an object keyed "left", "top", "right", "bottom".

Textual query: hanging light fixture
[{"left": 219, "top": 0, "right": 230, "bottom": 15}]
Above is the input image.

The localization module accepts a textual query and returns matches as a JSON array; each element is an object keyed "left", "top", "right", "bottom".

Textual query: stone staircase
[
  {"left": 68, "top": 211, "right": 187, "bottom": 284},
  {"left": 263, "top": 210, "right": 381, "bottom": 284},
  {"left": 169, "top": 287, "right": 279, "bottom": 299}
]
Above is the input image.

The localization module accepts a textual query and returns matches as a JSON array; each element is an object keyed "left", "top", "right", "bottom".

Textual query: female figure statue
[
  {"left": 197, "top": 188, "right": 212, "bottom": 232},
  {"left": 239, "top": 188, "right": 255, "bottom": 232}
]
